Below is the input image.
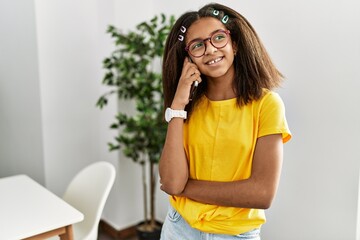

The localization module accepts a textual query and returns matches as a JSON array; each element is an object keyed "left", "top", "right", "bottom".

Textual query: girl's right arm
[
  {"left": 159, "top": 57, "right": 201, "bottom": 195},
  {"left": 159, "top": 116, "right": 188, "bottom": 195}
]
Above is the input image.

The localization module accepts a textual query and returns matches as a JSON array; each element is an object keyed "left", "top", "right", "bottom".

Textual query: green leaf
[
  {"left": 108, "top": 142, "right": 119, "bottom": 151},
  {"left": 98, "top": 13, "right": 175, "bottom": 164},
  {"left": 96, "top": 96, "right": 107, "bottom": 109}
]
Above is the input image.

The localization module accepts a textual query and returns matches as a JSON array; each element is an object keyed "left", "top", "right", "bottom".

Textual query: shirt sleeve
[{"left": 258, "top": 91, "right": 292, "bottom": 143}]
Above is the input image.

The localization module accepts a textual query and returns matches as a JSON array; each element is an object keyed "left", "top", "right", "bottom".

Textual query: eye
[
  {"left": 190, "top": 41, "right": 205, "bottom": 51},
  {"left": 212, "top": 33, "right": 227, "bottom": 43}
]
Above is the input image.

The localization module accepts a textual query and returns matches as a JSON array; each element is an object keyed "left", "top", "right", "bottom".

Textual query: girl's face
[{"left": 186, "top": 17, "right": 236, "bottom": 80}]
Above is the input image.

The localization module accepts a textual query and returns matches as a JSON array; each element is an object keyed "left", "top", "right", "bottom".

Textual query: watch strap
[{"left": 165, "top": 108, "right": 187, "bottom": 122}]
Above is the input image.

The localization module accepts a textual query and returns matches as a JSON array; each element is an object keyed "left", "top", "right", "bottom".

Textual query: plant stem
[
  {"left": 150, "top": 161, "right": 156, "bottom": 227},
  {"left": 142, "top": 163, "right": 148, "bottom": 225}
]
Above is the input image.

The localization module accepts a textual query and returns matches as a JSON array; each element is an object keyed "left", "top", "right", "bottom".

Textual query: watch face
[{"left": 165, "top": 108, "right": 171, "bottom": 122}]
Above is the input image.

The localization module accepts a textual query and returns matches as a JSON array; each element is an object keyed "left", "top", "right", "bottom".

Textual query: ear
[{"left": 232, "top": 42, "right": 237, "bottom": 55}]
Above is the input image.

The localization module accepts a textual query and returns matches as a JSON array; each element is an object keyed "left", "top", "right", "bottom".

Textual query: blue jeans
[{"left": 160, "top": 205, "right": 261, "bottom": 240}]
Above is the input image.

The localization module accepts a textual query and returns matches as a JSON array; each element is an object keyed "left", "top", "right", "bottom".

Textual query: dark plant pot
[{"left": 136, "top": 221, "right": 163, "bottom": 240}]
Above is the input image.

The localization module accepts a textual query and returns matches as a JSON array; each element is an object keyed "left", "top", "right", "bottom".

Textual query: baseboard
[{"left": 99, "top": 219, "right": 137, "bottom": 239}]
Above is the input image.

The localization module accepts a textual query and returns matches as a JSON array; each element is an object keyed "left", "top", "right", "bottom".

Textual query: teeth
[{"left": 207, "top": 57, "right": 222, "bottom": 65}]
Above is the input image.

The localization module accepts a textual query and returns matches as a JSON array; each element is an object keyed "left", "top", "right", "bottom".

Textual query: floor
[
  {"left": 98, "top": 231, "right": 116, "bottom": 240},
  {"left": 98, "top": 231, "right": 138, "bottom": 240}
]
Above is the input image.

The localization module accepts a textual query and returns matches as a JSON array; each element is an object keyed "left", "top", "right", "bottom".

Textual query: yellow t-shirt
[{"left": 169, "top": 90, "right": 292, "bottom": 235}]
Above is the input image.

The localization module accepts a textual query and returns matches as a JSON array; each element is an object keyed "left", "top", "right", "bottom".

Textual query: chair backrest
[{"left": 63, "top": 161, "right": 116, "bottom": 240}]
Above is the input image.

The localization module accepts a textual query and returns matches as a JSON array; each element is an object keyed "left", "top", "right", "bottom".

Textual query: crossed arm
[{"left": 159, "top": 118, "right": 284, "bottom": 210}]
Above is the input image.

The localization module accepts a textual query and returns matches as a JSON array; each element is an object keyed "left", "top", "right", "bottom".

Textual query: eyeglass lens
[{"left": 188, "top": 30, "right": 229, "bottom": 57}]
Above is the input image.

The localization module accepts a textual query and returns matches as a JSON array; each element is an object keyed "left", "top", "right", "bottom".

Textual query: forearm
[
  {"left": 160, "top": 58, "right": 202, "bottom": 194},
  {"left": 159, "top": 118, "right": 189, "bottom": 195},
  {"left": 179, "top": 178, "right": 276, "bottom": 209},
  {"left": 179, "top": 134, "right": 284, "bottom": 209}
]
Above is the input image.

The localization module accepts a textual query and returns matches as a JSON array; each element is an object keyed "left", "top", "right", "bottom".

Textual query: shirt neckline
[{"left": 203, "top": 95, "right": 237, "bottom": 106}]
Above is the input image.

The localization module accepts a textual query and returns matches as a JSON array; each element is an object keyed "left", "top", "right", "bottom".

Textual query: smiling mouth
[{"left": 206, "top": 57, "right": 223, "bottom": 65}]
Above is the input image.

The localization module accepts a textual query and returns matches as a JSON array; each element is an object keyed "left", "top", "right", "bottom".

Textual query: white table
[{"left": 0, "top": 174, "right": 84, "bottom": 240}]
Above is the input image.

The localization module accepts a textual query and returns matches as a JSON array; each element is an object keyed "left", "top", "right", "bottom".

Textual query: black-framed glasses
[{"left": 185, "top": 29, "right": 231, "bottom": 58}]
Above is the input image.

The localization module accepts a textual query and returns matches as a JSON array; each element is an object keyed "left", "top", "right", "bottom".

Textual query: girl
[{"left": 159, "top": 3, "right": 291, "bottom": 239}]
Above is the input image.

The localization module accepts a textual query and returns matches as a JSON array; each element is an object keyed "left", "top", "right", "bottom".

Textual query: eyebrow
[{"left": 187, "top": 28, "right": 227, "bottom": 44}]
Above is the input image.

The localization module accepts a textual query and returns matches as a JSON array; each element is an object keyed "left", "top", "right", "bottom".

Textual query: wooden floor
[
  {"left": 97, "top": 220, "right": 139, "bottom": 240},
  {"left": 98, "top": 231, "right": 117, "bottom": 240},
  {"left": 98, "top": 230, "right": 137, "bottom": 240}
]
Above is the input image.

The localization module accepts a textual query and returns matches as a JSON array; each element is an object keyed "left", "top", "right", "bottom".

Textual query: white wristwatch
[{"left": 165, "top": 108, "right": 187, "bottom": 123}]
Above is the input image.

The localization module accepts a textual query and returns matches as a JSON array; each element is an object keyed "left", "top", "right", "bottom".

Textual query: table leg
[
  {"left": 59, "top": 225, "right": 74, "bottom": 240},
  {"left": 23, "top": 225, "right": 73, "bottom": 240}
]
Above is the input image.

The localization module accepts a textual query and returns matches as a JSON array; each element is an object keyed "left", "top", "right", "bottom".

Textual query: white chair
[{"left": 61, "top": 161, "right": 116, "bottom": 240}]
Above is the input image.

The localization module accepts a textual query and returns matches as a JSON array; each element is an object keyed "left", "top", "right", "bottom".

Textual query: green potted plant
[{"left": 96, "top": 14, "right": 175, "bottom": 240}]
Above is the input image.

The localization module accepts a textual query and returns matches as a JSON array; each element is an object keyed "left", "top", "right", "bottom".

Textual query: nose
[{"left": 204, "top": 38, "right": 217, "bottom": 55}]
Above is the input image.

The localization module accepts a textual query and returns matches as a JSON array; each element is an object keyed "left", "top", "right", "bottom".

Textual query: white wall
[
  {"left": 35, "top": 0, "right": 106, "bottom": 199},
  {"left": 0, "top": 0, "right": 45, "bottom": 184},
  {"left": 34, "top": 0, "right": 146, "bottom": 229},
  {"left": 1, "top": 0, "right": 359, "bottom": 239}
]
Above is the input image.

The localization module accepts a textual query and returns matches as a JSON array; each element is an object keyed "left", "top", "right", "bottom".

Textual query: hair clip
[
  {"left": 222, "top": 15, "right": 229, "bottom": 24},
  {"left": 178, "top": 26, "right": 187, "bottom": 42},
  {"left": 212, "top": 9, "right": 229, "bottom": 24},
  {"left": 180, "top": 26, "right": 186, "bottom": 33}
]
